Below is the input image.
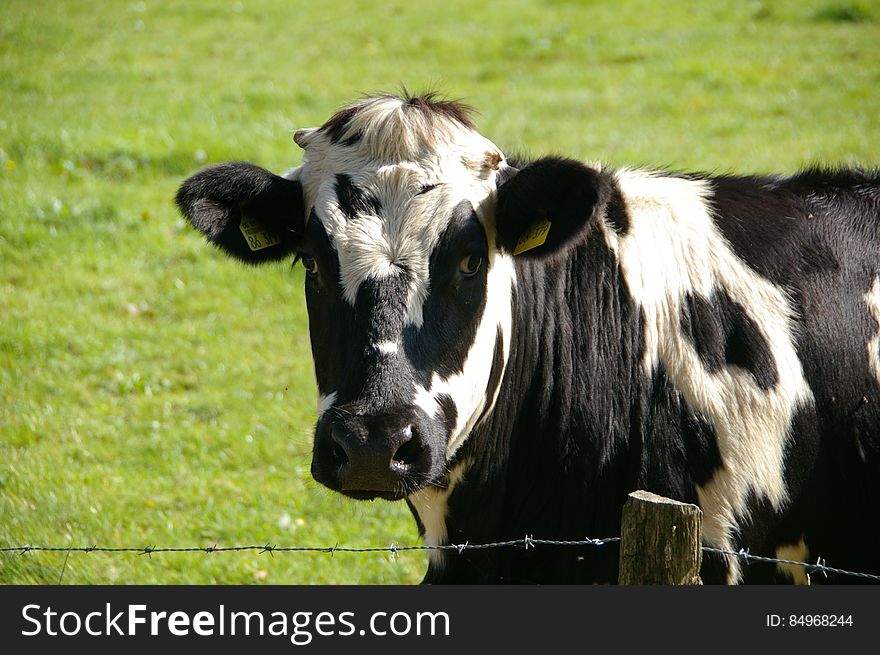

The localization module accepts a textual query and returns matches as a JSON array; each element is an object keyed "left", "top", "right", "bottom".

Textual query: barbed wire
[
  {"left": 0, "top": 536, "right": 619, "bottom": 558},
  {"left": 4, "top": 535, "right": 880, "bottom": 582},
  {"left": 703, "top": 546, "right": 880, "bottom": 583}
]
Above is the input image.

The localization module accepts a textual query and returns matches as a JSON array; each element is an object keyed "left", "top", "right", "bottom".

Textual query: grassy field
[{"left": 1, "top": 0, "right": 878, "bottom": 584}]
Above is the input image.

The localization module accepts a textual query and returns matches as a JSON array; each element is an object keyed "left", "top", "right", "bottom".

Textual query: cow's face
[
  {"left": 290, "top": 96, "right": 516, "bottom": 500},
  {"left": 177, "top": 93, "right": 608, "bottom": 501}
]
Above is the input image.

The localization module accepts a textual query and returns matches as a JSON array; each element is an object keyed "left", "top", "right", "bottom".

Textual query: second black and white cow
[{"left": 177, "top": 92, "right": 880, "bottom": 584}]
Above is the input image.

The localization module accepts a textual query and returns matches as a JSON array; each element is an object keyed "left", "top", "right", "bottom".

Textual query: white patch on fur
[
  {"left": 374, "top": 341, "right": 398, "bottom": 355},
  {"left": 865, "top": 275, "right": 880, "bottom": 386},
  {"left": 408, "top": 460, "right": 470, "bottom": 569},
  {"left": 317, "top": 391, "right": 337, "bottom": 418},
  {"left": 604, "top": 169, "right": 814, "bottom": 584},
  {"left": 776, "top": 537, "right": 810, "bottom": 585},
  {"left": 413, "top": 383, "right": 440, "bottom": 419}
]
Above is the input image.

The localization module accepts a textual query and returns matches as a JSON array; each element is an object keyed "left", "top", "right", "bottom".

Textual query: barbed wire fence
[{"left": 4, "top": 536, "right": 880, "bottom": 583}]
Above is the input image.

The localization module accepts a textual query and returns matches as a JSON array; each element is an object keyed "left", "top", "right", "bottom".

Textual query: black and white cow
[{"left": 177, "top": 92, "right": 880, "bottom": 584}]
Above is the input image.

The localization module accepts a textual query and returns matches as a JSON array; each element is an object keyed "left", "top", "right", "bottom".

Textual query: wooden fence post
[{"left": 619, "top": 490, "right": 702, "bottom": 585}]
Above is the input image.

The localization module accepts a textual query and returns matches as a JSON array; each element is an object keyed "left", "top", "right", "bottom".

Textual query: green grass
[{"left": 1, "top": 0, "right": 878, "bottom": 584}]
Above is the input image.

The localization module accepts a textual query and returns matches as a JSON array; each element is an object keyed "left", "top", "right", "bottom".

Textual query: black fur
[
  {"left": 681, "top": 289, "right": 778, "bottom": 390},
  {"left": 335, "top": 174, "right": 382, "bottom": 219}
]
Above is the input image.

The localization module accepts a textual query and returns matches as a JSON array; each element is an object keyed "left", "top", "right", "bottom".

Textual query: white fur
[
  {"left": 408, "top": 460, "right": 470, "bottom": 569},
  {"left": 776, "top": 537, "right": 810, "bottom": 585},
  {"left": 374, "top": 341, "right": 398, "bottom": 355},
  {"left": 412, "top": 383, "right": 440, "bottom": 419},
  {"left": 317, "top": 391, "right": 337, "bottom": 419},
  {"left": 865, "top": 275, "right": 880, "bottom": 387},
  {"left": 605, "top": 169, "right": 814, "bottom": 583}
]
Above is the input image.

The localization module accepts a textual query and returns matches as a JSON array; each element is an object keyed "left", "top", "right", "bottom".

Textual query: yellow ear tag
[
  {"left": 513, "top": 219, "right": 552, "bottom": 255},
  {"left": 239, "top": 215, "right": 282, "bottom": 251}
]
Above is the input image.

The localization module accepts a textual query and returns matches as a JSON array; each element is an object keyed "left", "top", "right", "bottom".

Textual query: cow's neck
[{"left": 419, "top": 230, "right": 644, "bottom": 583}]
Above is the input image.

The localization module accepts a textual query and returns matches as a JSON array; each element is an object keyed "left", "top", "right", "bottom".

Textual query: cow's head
[{"left": 177, "top": 93, "right": 607, "bottom": 501}]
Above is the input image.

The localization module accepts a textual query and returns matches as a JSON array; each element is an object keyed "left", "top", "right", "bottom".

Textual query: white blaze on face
[
  {"left": 865, "top": 274, "right": 880, "bottom": 386},
  {"left": 604, "top": 169, "right": 815, "bottom": 583}
]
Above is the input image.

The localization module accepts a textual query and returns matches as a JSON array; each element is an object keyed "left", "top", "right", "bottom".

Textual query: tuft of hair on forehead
[{"left": 317, "top": 91, "right": 479, "bottom": 162}]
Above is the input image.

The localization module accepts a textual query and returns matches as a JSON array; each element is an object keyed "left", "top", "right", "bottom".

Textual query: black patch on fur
[
  {"left": 403, "top": 201, "right": 489, "bottom": 384},
  {"left": 335, "top": 174, "right": 382, "bottom": 219},
  {"left": 494, "top": 163, "right": 520, "bottom": 188},
  {"left": 708, "top": 174, "right": 806, "bottom": 284},
  {"left": 436, "top": 393, "right": 458, "bottom": 440},
  {"left": 406, "top": 498, "right": 426, "bottom": 536},
  {"left": 403, "top": 91, "right": 476, "bottom": 130},
  {"left": 639, "top": 367, "right": 724, "bottom": 493},
  {"left": 176, "top": 161, "right": 303, "bottom": 263},
  {"left": 320, "top": 105, "right": 362, "bottom": 145},
  {"left": 682, "top": 409, "right": 724, "bottom": 487},
  {"left": 355, "top": 276, "right": 410, "bottom": 347},
  {"left": 681, "top": 289, "right": 779, "bottom": 390},
  {"left": 603, "top": 183, "right": 630, "bottom": 235},
  {"left": 785, "top": 166, "right": 880, "bottom": 199},
  {"left": 416, "top": 183, "right": 440, "bottom": 196},
  {"left": 302, "top": 210, "right": 345, "bottom": 396},
  {"left": 680, "top": 293, "right": 726, "bottom": 372}
]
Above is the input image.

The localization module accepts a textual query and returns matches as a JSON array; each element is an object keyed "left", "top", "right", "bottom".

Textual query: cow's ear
[
  {"left": 494, "top": 157, "right": 610, "bottom": 258},
  {"left": 176, "top": 162, "right": 304, "bottom": 264}
]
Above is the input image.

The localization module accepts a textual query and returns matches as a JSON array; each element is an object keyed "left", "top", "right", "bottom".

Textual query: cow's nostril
[{"left": 391, "top": 428, "right": 418, "bottom": 471}]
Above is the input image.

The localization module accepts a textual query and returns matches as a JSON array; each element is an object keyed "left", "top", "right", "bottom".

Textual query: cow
[{"left": 176, "top": 92, "right": 880, "bottom": 584}]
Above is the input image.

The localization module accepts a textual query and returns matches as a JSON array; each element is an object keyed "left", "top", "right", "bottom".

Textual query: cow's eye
[
  {"left": 301, "top": 255, "right": 319, "bottom": 276},
  {"left": 459, "top": 255, "right": 483, "bottom": 277}
]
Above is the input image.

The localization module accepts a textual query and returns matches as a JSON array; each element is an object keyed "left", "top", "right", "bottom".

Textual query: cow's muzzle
[{"left": 311, "top": 406, "right": 436, "bottom": 501}]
